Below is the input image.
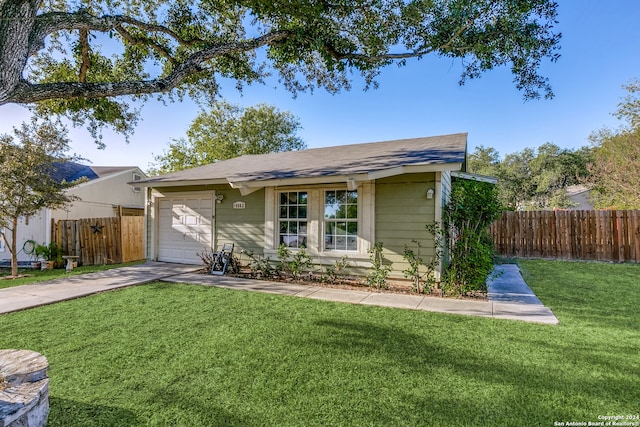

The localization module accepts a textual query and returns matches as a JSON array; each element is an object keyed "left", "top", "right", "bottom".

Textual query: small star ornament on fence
[{"left": 90, "top": 223, "right": 104, "bottom": 234}]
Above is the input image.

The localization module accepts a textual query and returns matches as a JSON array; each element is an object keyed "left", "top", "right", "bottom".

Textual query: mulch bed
[{"left": 200, "top": 268, "right": 488, "bottom": 301}]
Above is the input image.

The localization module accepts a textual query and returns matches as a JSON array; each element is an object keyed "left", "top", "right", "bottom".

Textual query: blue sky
[{"left": 1, "top": 1, "right": 639, "bottom": 171}]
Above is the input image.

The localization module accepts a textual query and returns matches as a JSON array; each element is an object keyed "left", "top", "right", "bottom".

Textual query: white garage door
[{"left": 157, "top": 193, "right": 214, "bottom": 264}]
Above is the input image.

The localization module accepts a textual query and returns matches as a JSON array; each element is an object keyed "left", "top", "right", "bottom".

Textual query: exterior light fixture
[
  {"left": 216, "top": 194, "right": 224, "bottom": 203},
  {"left": 426, "top": 189, "right": 435, "bottom": 199}
]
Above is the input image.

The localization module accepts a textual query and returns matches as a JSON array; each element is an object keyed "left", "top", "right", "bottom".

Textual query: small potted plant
[{"left": 35, "top": 242, "right": 61, "bottom": 269}]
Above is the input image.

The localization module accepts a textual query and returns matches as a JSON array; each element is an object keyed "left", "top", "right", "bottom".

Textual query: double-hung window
[
  {"left": 324, "top": 190, "right": 358, "bottom": 251},
  {"left": 279, "top": 191, "right": 308, "bottom": 248}
]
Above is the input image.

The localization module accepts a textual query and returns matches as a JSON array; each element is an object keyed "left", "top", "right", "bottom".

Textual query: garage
[{"left": 156, "top": 193, "right": 215, "bottom": 264}]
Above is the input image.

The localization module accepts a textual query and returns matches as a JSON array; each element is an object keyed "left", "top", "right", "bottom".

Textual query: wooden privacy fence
[
  {"left": 490, "top": 210, "right": 640, "bottom": 263},
  {"left": 53, "top": 216, "right": 145, "bottom": 265}
]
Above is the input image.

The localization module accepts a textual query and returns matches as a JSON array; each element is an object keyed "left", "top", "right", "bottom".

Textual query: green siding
[
  {"left": 215, "top": 189, "right": 265, "bottom": 257},
  {"left": 375, "top": 173, "right": 437, "bottom": 278},
  {"left": 149, "top": 185, "right": 264, "bottom": 261}
]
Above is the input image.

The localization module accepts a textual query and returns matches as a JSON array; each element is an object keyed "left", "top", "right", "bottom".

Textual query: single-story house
[
  {"left": 136, "top": 133, "right": 469, "bottom": 278},
  {"left": 0, "top": 163, "right": 146, "bottom": 263}
]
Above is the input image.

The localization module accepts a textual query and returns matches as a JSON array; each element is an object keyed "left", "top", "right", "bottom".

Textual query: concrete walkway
[
  {"left": 0, "top": 262, "right": 558, "bottom": 324},
  {"left": 163, "top": 264, "right": 558, "bottom": 324},
  {"left": 0, "top": 262, "right": 199, "bottom": 314}
]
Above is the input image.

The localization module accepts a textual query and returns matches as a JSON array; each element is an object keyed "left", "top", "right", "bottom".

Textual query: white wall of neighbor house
[
  {"left": 50, "top": 169, "right": 146, "bottom": 220},
  {"left": 1, "top": 169, "right": 147, "bottom": 263},
  {"left": 0, "top": 210, "right": 50, "bottom": 262}
]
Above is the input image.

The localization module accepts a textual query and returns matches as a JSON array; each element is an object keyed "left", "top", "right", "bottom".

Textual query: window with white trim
[
  {"left": 324, "top": 190, "right": 358, "bottom": 251},
  {"left": 132, "top": 173, "right": 142, "bottom": 192},
  {"left": 278, "top": 191, "right": 308, "bottom": 248}
]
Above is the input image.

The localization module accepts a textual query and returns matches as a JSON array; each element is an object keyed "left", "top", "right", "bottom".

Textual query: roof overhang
[
  {"left": 451, "top": 171, "right": 498, "bottom": 184},
  {"left": 137, "top": 162, "right": 465, "bottom": 193},
  {"left": 228, "top": 162, "right": 464, "bottom": 195}
]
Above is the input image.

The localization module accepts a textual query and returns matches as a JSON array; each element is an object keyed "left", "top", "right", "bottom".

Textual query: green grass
[
  {"left": 0, "top": 260, "right": 638, "bottom": 426},
  {"left": 0, "top": 261, "right": 146, "bottom": 289}
]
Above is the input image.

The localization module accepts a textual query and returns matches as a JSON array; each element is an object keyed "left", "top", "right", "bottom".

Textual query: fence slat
[
  {"left": 53, "top": 216, "right": 144, "bottom": 266},
  {"left": 491, "top": 210, "right": 640, "bottom": 263}
]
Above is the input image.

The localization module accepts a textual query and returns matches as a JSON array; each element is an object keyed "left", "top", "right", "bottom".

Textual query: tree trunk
[
  {"left": 0, "top": 0, "right": 39, "bottom": 105},
  {"left": 10, "top": 217, "right": 18, "bottom": 277}
]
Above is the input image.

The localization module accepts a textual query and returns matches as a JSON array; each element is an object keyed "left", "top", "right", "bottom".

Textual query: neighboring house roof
[
  {"left": 91, "top": 166, "right": 141, "bottom": 178},
  {"left": 50, "top": 162, "right": 99, "bottom": 182},
  {"left": 138, "top": 133, "right": 468, "bottom": 193},
  {"left": 50, "top": 162, "right": 141, "bottom": 183}
]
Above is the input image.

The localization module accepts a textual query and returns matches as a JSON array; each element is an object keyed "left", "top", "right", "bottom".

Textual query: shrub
[
  {"left": 366, "top": 242, "right": 391, "bottom": 289},
  {"left": 277, "top": 243, "right": 313, "bottom": 280},
  {"left": 441, "top": 179, "right": 502, "bottom": 296},
  {"left": 240, "top": 249, "right": 279, "bottom": 279},
  {"left": 402, "top": 225, "right": 442, "bottom": 294},
  {"left": 322, "top": 255, "right": 351, "bottom": 284}
]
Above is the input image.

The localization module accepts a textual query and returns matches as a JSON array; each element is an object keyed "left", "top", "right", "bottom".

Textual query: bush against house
[{"left": 442, "top": 178, "right": 502, "bottom": 296}]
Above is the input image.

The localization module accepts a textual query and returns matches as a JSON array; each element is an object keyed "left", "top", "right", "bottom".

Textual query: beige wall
[{"left": 51, "top": 169, "right": 145, "bottom": 220}]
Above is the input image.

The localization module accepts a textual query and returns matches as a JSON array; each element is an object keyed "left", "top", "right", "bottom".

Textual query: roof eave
[
  {"left": 368, "top": 162, "right": 464, "bottom": 179},
  {"left": 451, "top": 171, "right": 498, "bottom": 184},
  {"left": 135, "top": 178, "right": 229, "bottom": 188},
  {"left": 229, "top": 163, "right": 464, "bottom": 194}
]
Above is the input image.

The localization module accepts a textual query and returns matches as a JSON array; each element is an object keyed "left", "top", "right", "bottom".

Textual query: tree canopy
[
  {"left": 468, "top": 142, "right": 593, "bottom": 210},
  {"left": 150, "top": 101, "right": 305, "bottom": 174},
  {"left": 588, "top": 80, "right": 640, "bottom": 209},
  {"left": 1, "top": 0, "right": 560, "bottom": 141},
  {"left": 0, "top": 118, "right": 81, "bottom": 276}
]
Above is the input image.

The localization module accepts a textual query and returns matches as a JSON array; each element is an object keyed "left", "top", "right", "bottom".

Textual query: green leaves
[
  {"left": 468, "top": 143, "right": 594, "bottom": 210},
  {"left": 150, "top": 101, "right": 305, "bottom": 174},
  {"left": 1, "top": 0, "right": 560, "bottom": 144},
  {"left": 442, "top": 178, "right": 501, "bottom": 295},
  {"left": 0, "top": 118, "right": 82, "bottom": 275},
  {"left": 588, "top": 79, "right": 640, "bottom": 209}
]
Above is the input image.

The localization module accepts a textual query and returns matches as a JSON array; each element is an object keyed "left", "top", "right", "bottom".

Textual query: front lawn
[{"left": 0, "top": 260, "right": 638, "bottom": 426}]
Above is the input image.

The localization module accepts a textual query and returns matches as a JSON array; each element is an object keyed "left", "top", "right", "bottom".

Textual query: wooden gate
[{"left": 53, "top": 216, "right": 145, "bottom": 265}]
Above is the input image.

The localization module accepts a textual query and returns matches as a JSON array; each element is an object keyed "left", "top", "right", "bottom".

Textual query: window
[
  {"left": 0, "top": 229, "right": 4, "bottom": 252},
  {"left": 132, "top": 173, "right": 142, "bottom": 193},
  {"left": 324, "top": 190, "right": 358, "bottom": 251},
  {"left": 279, "top": 191, "right": 308, "bottom": 248}
]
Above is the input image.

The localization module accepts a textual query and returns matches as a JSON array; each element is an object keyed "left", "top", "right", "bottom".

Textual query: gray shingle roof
[{"left": 140, "top": 133, "right": 467, "bottom": 187}]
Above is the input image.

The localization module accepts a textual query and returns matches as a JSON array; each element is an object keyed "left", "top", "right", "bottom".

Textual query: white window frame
[
  {"left": 132, "top": 173, "right": 143, "bottom": 193},
  {"left": 277, "top": 190, "right": 309, "bottom": 249},
  {"left": 323, "top": 189, "right": 359, "bottom": 252},
  {"left": 264, "top": 181, "right": 374, "bottom": 260}
]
